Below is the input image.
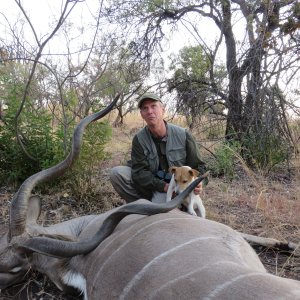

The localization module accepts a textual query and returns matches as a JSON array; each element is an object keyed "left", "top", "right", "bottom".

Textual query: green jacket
[{"left": 131, "top": 123, "right": 207, "bottom": 199}]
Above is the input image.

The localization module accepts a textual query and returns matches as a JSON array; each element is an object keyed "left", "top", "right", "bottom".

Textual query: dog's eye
[{"left": 183, "top": 180, "right": 188, "bottom": 183}]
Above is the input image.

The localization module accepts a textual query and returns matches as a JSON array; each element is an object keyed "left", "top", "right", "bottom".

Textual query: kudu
[{"left": 1, "top": 96, "right": 300, "bottom": 300}]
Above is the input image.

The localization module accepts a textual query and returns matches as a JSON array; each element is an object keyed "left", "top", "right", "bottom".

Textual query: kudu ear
[{"left": 26, "top": 196, "right": 41, "bottom": 225}]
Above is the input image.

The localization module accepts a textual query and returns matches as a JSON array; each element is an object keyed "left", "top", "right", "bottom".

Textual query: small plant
[{"left": 208, "top": 141, "right": 241, "bottom": 180}]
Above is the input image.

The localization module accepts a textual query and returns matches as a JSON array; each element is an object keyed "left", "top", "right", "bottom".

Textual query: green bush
[
  {"left": 241, "top": 133, "right": 290, "bottom": 173},
  {"left": 64, "top": 121, "right": 112, "bottom": 201},
  {"left": 0, "top": 88, "right": 112, "bottom": 185},
  {"left": 208, "top": 141, "right": 241, "bottom": 180},
  {"left": 0, "top": 84, "right": 57, "bottom": 183},
  {"left": 0, "top": 65, "right": 112, "bottom": 188}
]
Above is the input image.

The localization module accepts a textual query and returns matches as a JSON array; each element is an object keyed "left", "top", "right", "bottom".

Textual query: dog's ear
[
  {"left": 169, "top": 166, "right": 177, "bottom": 174},
  {"left": 191, "top": 169, "right": 200, "bottom": 177}
]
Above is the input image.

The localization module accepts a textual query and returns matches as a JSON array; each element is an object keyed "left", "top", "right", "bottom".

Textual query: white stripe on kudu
[
  {"left": 90, "top": 216, "right": 196, "bottom": 286},
  {"left": 148, "top": 261, "right": 240, "bottom": 300},
  {"left": 203, "top": 273, "right": 270, "bottom": 300},
  {"left": 120, "top": 236, "right": 219, "bottom": 300}
]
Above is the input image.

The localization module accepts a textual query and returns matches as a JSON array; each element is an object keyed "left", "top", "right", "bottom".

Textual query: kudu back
[{"left": 0, "top": 96, "right": 300, "bottom": 300}]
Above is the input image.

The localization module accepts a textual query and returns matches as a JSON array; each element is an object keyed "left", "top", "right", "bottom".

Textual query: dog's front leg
[
  {"left": 166, "top": 174, "right": 176, "bottom": 202},
  {"left": 187, "top": 194, "right": 197, "bottom": 216},
  {"left": 196, "top": 197, "right": 206, "bottom": 218}
]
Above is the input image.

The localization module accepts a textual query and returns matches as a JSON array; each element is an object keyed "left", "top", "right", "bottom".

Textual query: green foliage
[
  {"left": 0, "top": 78, "right": 112, "bottom": 185},
  {"left": 241, "top": 133, "right": 290, "bottom": 173},
  {"left": 145, "top": 0, "right": 175, "bottom": 13},
  {"left": 168, "top": 45, "right": 226, "bottom": 128},
  {"left": 63, "top": 121, "right": 112, "bottom": 201},
  {"left": 208, "top": 132, "right": 290, "bottom": 179},
  {"left": 208, "top": 141, "right": 241, "bottom": 180},
  {"left": 169, "top": 46, "right": 211, "bottom": 82},
  {"left": 170, "top": 46, "right": 211, "bottom": 78},
  {"left": 0, "top": 79, "right": 56, "bottom": 183},
  {"left": 0, "top": 108, "right": 112, "bottom": 187}
]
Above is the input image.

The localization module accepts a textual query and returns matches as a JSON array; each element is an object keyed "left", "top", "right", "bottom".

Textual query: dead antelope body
[{"left": 1, "top": 97, "right": 300, "bottom": 300}]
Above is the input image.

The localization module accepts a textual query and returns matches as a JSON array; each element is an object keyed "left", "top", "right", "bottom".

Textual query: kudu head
[{"left": 0, "top": 96, "right": 119, "bottom": 290}]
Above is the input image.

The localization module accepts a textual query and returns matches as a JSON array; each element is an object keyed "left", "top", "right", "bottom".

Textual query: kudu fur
[{"left": 0, "top": 96, "right": 300, "bottom": 300}]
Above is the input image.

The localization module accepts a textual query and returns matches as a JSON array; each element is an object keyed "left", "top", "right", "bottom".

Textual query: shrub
[
  {"left": 241, "top": 133, "right": 290, "bottom": 173},
  {"left": 0, "top": 98, "right": 112, "bottom": 186},
  {"left": 208, "top": 141, "right": 241, "bottom": 180},
  {"left": 0, "top": 64, "right": 112, "bottom": 190},
  {"left": 0, "top": 88, "right": 56, "bottom": 183},
  {"left": 63, "top": 121, "right": 112, "bottom": 201}
]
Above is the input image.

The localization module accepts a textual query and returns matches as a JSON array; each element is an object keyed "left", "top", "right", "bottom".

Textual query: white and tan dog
[{"left": 166, "top": 166, "right": 206, "bottom": 218}]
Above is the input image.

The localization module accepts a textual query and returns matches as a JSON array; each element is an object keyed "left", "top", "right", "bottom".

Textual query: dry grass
[{"left": 1, "top": 112, "right": 300, "bottom": 298}]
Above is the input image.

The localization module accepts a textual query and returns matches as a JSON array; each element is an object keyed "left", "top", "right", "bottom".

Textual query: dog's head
[{"left": 169, "top": 166, "right": 199, "bottom": 193}]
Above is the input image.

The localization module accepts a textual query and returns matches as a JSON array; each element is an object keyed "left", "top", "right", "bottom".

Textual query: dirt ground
[{"left": 0, "top": 121, "right": 300, "bottom": 299}]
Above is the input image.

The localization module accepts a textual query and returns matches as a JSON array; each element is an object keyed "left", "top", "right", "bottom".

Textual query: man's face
[{"left": 140, "top": 99, "right": 165, "bottom": 126}]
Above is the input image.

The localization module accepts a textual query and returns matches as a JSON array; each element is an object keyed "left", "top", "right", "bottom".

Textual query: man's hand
[
  {"left": 164, "top": 183, "right": 169, "bottom": 193},
  {"left": 194, "top": 182, "right": 203, "bottom": 195}
]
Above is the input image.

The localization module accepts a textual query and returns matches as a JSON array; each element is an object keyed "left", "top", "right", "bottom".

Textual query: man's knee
[
  {"left": 109, "top": 166, "right": 120, "bottom": 183},
  {"left": 109, "top": 166, "right": 140, "bottom": 202},
  {"left": 110, "top": 166, "right": 128, "bottom": 181},
  {"left": 109, "top": 166, "right": 134, "bottom": 190}
]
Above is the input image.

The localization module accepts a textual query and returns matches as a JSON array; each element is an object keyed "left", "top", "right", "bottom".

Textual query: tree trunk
[{"left": 222, "top": 0, "right": 243, "bottom": 139}]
